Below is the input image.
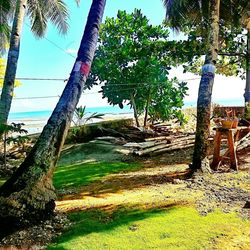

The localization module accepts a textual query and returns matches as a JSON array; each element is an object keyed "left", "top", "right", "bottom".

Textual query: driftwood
[
  {"left": 236, "top": 132, "right": 250, "bottom": 151},
  {"left": 126, "top": 134, "right": 195, "bottom": 156}
]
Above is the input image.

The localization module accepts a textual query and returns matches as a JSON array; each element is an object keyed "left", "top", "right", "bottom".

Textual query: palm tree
[
  {"left": 0, "top": 0, "right": 106, "bottom": 227},
  {"left": 163, "top": 0, "right": 220, "bottom": 170},
  {"left": 0, "top": 0, "right": 70, "bottom": 129},
  {"left": 163, "top": 0, "right": 249, "bottom": 170},
  {"left": 243, "top": 6, "right": 250, "bottom": 119}
]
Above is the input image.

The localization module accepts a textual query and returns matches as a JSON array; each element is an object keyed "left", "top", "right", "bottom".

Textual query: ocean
[
  {"left": 9, "top": 105, "right": 133, "bottom": 134},
  {"left": 9, "top": 105, "right": 133, "bottom": 122},
  {"left": 8, "top": 99, "right": 244, "bottom": 134}
]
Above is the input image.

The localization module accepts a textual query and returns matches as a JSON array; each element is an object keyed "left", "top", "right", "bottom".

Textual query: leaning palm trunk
[
  {"left": 0, "top": 0, "right": 27, "bottom": 127},
  {"left": 0, "top": 0, "right": 106, "bottom": 226},
  {"left": 244, "top": 28, "right": 250, "bottom": 119},
  {"left": 192, "top": 0, "right": 220, "bottom": 170}
]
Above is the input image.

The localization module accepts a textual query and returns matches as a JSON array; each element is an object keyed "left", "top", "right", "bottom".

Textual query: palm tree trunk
[
  {"left": 0, "top": 0, "right": 27, "bottom": 126},
  {"left": 130, "top": 93, "right": 140, "bottom": 127},
  {"left": 0, "top": 0, "right": 106, "bottom": 226},
  {"left": 244, "top": 28, "right": 250, "bottom": 120},
  {"left": 192, "top": 0, "right": 220, "bottom": 171}
]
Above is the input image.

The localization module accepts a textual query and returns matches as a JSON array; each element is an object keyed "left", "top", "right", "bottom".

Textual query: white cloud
[{"left": 65, "top": 48, "right": 78, "bottom": 55}]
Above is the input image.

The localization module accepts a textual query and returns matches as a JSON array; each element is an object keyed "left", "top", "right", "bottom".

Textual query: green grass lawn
[
  {"left": 48, "top": 206, "right": 250, "bottom": 250},
  {"left": 53, "top": 161, "right": 141, "bottom": 190}
]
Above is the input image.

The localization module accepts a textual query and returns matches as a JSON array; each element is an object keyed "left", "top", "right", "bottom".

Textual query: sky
[{"left": 6, "top": 0, "right": 246, "bottom": 113}]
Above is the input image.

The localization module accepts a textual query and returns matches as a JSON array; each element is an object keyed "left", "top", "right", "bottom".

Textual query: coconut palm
[
  {"left": 163, "top": 0, "right": 220, "bottom": 170},
  {"left": 0, "top": 0, "right": 72, "bottom": 129},
  {"left": 163, "top": 0, "right": 249, "bottom": 170},
  {"left": 0, "top": 0, "right": 106, "bottom": 226}
]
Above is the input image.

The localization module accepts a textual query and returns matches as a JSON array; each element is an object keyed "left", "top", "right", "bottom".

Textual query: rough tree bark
[
  {"left": 130, "top": 93, "right": 140, "bottom": 127},
  {"left": 0, "top": 0, "right": 27, "bottom": 126},
  {"left": 192, "top": 0, "right": 220, "bottom": 170},
  {"left": 244, "top": 28, "right": 250, "bottom": 119},
  {"left": 144, "top": 89, "right": 151, "bottom": 127},
  {"left": 0, "top": 0, "right": 106, "bottom": 226}
]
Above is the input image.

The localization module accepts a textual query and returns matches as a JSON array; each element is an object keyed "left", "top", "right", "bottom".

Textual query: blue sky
[{"left": 9, "top": 0, "right": 245, "bottom": 113}]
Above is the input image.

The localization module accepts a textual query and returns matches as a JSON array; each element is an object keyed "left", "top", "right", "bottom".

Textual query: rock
[
  {"left": 200, "top": 157, "right": 212, "bottom": 174},
  {"left": 243, "top": 201, "right": 250, "bottom": 209}
]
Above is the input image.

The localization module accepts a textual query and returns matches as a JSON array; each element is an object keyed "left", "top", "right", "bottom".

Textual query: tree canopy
[{"left": 88, "top": 9, "right": 188, "bottom": 126}]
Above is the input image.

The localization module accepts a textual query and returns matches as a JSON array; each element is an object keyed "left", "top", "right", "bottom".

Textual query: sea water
[
  {"left": 8, "top": 99, "right": 244, "bottom": 134},
  {"left": 8, "top": 105, "right": 133, "bottom": 134},
  {"left": 9, "top": 106, "right": 133, "bottom": 122}
]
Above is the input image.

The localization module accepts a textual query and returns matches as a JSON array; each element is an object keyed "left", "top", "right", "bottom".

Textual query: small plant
[
  {"left": 73, "top": 105, "right": 104, "bottom": 126},
  {"left": 221, "top": 108, "right": 238, "bottom": 129},
  {"left": 0, "top": 123, "right": 28, "bottom": 168}
]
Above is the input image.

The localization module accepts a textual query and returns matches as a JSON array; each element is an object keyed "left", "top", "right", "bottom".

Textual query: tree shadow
[{"left": 59, "top": 167, "right": 192, "bottom": 200}]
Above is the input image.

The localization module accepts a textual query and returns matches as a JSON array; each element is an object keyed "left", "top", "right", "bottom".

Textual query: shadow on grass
[
  {"left": 53, "top": 162, "right": 141, "bottom": 191},
  {"left": 48, "top": 203, "right": 180, "bottom": 250},
  {"left": 60, "top": 168, "right": 192, "bottom": 200}
]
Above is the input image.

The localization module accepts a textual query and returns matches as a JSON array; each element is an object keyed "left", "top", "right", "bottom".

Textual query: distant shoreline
[
  {"left": 9, "top": 112, "right": 134, "bottom": 135},
  {"left": 8, "top": 99, "right": 244, "bottom": 135}
]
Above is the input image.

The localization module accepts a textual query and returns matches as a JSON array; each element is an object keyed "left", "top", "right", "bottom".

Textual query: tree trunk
[
  {"left": 244, "top": 28, "right": 250, "bottom": 120},
  {"left": 192, "top": 0, "right": 220, "bottom": 170},
  {"left": 0, "top": 0, "right": 106, "bottom": 226},
  {"left": 130, "top": 93, "right": 140, "bottom": 127},
  {"left": 144, "top": 89, "right": 151, "bottom": 127},
  {"left": 0, "top": 0, "right": 27, "bottom": 127}
]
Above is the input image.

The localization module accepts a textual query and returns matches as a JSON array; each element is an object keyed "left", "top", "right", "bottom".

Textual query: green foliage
[
  {"left": 0, "top": 122, "right": 28, "bottom": 168},
  {"left": 73, "top": 105, "right": 104, "bottom": 126},
  {"left": 48, "top": 206, "right": 250, "bottom": 250},
  {"left": 88, "top": 9, "right": 188, "bottom": 124},
  {"left": 182, "top": 25, "right": 247, "bottom": 79},
  {"left": 0, "top": 0, "right": 12, "bottom": 53},
  {"left": 0, "top": 58, "right": 21, "bottom": 87},
  {"left": 163, "top": 0, "right": 249, "bottom": 79},
  {"left": 0, "top": 122, "right": 27, "bottom": 136}
]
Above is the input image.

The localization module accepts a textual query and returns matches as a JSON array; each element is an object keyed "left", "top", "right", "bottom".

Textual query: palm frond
[
  {"left": 45, "top": 0, "right": 69, "bottom": 35},
  {"left": 0, "top": 0, "right": 14, "bottom": 53},
  {"left": 28, "top": 0, "right": 48, "bottom": 37},
  {"left": 162, "top": 0, "right": 204, "bottom": 30},
  {"left": 27, "top": 0, "right": 69, "bottom": 37}
]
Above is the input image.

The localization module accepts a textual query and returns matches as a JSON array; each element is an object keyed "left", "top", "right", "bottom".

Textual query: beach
[
  {"left": 8, "top": 98, "right": 245, "bottom": 135},
  {"left": 9, "top": 108, "right": 134, "bottom": 135}
]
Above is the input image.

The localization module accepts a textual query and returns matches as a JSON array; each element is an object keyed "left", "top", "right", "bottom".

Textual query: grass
[
  {"left": 50, "top": 140, "right": 250, "bottom": 249},
  {"left": 53, "top": 162, "right": 141, "bottom": 190},
  {"left": 0, "top": 178, "right": 6, "bottom": 187},
  {"left": 48, "top": 206, "right": 250, "bottom": 250}
]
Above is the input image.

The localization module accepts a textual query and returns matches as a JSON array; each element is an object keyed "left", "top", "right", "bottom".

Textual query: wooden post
[
  {"left": 211, "top": 129, "right": 222, "bottom": 170},
  {"left": 227, "top": 129, "right": 238, "bottom": 171},
  {"left": 211, "top": 128, "right": 238, "bottom": 171}
]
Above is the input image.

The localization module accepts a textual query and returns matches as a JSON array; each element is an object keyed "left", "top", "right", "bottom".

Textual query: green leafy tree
[
  {"left": 0, "top": 0, "right": 106, "bottom": 226},
  {"left": 88, "top": 9, "right": 188, "bottom": 127}
]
